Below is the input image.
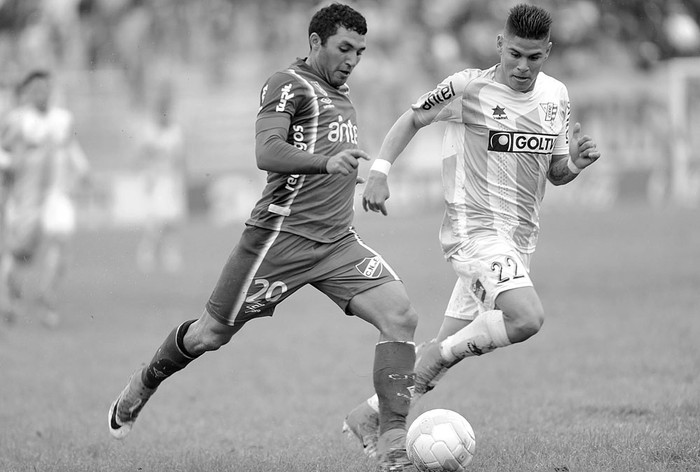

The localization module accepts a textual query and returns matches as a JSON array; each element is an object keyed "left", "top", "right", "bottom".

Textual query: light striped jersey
[{"left": 412, "top": 65, "right": 571, "bottom": 257}]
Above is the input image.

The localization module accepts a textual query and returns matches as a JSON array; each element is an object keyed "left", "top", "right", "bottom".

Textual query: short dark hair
[
  {"left": 505, "top": 4, "right": 552, "bottom": 40},
  {"left": 308, "top": 3, "right": 367, "bottom": 45},
  {"left": 17, "top": 69, "right": 51, "bottom": 94}
]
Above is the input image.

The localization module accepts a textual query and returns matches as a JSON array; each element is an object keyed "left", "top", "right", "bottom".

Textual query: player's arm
[
  {"left": 362, "top": 109, "right": 426, "bottom": 215},
  {"left": 547, "top": 122, "right": 601, "bottom": 186},
  {"left": 255, "top": 121, "right": 368, "bottom": 175}
]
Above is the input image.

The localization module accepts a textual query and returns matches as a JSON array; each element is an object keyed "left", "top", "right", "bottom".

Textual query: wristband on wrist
[
  {"left": 567, "top": 157, "right": 582, "bottom": 175},
  {"left": 370, "top": 159, "right": 392, "bottom": 176}
]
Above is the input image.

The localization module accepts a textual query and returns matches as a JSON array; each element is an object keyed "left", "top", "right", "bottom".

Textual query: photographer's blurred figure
[
  {"left": 135, "top": 82, "right": 187, "bottom": 273},
  {"left": 0, "top": 70, "right": 90, "bottom": 327}
]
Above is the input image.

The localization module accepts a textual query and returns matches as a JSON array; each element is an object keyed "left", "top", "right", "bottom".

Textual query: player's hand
[
  {"left": 326, "top": 149, "right": 369, "bottom": 176},
  {"left": 570, "top": 122, "right": 601, "bottom": 170},
  {"left": 362, "top": 171, "right": 390, "bottom": 215}
]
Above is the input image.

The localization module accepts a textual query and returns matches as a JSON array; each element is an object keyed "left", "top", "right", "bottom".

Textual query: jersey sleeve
[
  {"left": 411, "top": 71, "right": 472, "bottom": 126},
  {"left": 254, "top": 71, "right": 327, "bottom": 174},
  {"left": 552, "top": 85, "right": 571, "bottom": 156}
]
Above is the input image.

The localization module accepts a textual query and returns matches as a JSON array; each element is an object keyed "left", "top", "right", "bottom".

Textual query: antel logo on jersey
[
  {"left": 275, "top": 83, "right": 294, "bottom": 112},
  {"left": 328, "top": 115, "right": 358, "bottom": 144},
  {"left": 419, "top": 81, "right": 456, "bottom": 110},
  {"left": 355, "top": 257, "right": 383, "bottom": 279},
  {"left": 488, "top": 130, "right": 556, "bottom": 154}
]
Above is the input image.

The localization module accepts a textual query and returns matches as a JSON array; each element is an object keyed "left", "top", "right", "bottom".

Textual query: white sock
[{"left": 440, "top": 309, "right": 511, "bottom": 362}]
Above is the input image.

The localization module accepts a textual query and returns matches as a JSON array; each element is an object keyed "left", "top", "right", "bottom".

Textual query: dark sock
[
  {"left": 142, "top": 319, "right": 199, "bottom": 389},
  {"left": 373, "top": 341, "right": 416, "bottom": 436}
]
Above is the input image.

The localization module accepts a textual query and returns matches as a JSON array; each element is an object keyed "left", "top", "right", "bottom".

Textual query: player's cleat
[
  {"left": 377, "top": 448, "right": 416, "bottom": 472},
  {"left": 108, "top": 370, "right": 156, "bottom": 439},
  {"left": 342, "top": 400, "right": 379, "bottom": 458},
  {"left": 413, "top": 340, "right": 457, "bottom": 397}
]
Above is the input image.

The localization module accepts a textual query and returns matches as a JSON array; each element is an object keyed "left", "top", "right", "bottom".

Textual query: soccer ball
[{"left": 406, "top": 409, "right": 476, "bottom": 472}]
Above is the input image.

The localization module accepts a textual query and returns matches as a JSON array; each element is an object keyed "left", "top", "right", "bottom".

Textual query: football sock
[
  {"left": 440, "top": 309, "right": 511, "bottom": 363},
  {"left": 373, "top": 341, "right": 415, "bottom": 437},
  {"left": 142, "top": 319, "right": 200, "bottom": 389}
]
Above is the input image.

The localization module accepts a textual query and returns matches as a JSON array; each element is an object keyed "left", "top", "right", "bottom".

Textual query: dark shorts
[{"left": 205, "top": 225, "right": 401, "bottom": 327}]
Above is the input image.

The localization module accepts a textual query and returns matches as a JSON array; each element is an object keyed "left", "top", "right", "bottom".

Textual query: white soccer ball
[{"left": 406, "top": 409, "right": 476, "bottom": 472}]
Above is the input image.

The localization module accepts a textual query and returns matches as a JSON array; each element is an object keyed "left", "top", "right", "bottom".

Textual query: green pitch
[{"left": 1, "top": 205, "right": 698, "bottom": 472}]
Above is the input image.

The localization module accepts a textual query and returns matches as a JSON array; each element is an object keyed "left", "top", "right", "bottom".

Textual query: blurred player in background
[
  {"left": 344, "top": 3, "right": 602, "bottom": 457},
  {"left": 0, "top": 70, "right": 90, "bottom": 327},
  {"left": 109, "top": 5, "right": 419, "bottom": 471},
  {"left": 134, "top": 82, "right": 187, "bottom": 273}
]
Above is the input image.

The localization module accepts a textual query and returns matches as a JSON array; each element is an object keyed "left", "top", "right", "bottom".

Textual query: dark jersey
[{"left": 246, "top": 58, "right": 361, "bottom": 243}]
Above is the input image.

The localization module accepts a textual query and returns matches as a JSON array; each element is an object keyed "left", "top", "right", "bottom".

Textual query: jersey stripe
[
  {"left": 263, "top": 69, "right": 321, "bottom": 232},
  {"left": 223, "top": 227, "right": 282, "bottom": 320}
]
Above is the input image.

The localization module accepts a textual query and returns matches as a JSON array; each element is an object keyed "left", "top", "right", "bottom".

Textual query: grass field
[{"left": 1, "top": 204, "right": 699, "bottom": 472}]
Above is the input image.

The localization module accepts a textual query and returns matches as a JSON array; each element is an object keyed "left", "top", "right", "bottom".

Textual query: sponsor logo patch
[
  {"left": 275, "top": 83, "right": 295, "bottom": 112},
  {"left": 328, "top": 115, "right": 358, "bottom": 144},
  {"left": 418, "top": 81, "right": 456, "bottom": 110},
  {"left": 487, "top": 130, "right": 556, "bottom": 154},
  {"left": 355, "top": 257, "right": 384, "bottom": 279},
  {"left": 492, "top": 105, "right": 508, "bottom": 120}
]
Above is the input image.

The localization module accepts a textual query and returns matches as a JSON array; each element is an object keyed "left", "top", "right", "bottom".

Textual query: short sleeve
[
  {"left": 410, "top": 71, "right": 471, "bottom": 126},
  {"left": 552, "top": 85, "right": 571, "bottom": 156}
]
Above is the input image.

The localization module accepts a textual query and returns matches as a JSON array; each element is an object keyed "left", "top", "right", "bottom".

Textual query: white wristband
[
  {"left": 370, "top": 159, "right": 392, "bottom": 176},
  {"left": 567, "top": 157, "right": 582, "bottom": 175}
]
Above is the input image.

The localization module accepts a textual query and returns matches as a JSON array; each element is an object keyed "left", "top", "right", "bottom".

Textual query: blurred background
[{"left": 1, "top": 0, "right": 700, "bottom": 226}]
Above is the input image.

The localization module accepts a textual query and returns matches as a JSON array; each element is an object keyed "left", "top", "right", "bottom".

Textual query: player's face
[
  {"left": 310, "top": 26, "right": 366, "bottom": 87},
  {"left": 496, "top": 33, "right": 551, "bottom": 93},
  {"left": 24, "top": 78, "right": 51, "bottom": 112}
]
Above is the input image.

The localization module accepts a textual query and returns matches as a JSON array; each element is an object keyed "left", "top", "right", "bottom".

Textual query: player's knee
[
  {"left": 189, "top": 330, "right": 231, "bottom": 353},
  {"left": 186, "top": 321, "right": 238, "bottom": 354},
  {"left": 381, "top": 304, "right": 418, "bottom": 340},
  {"left": 507, "top": 306, "right": 544, "bottom": 342}
]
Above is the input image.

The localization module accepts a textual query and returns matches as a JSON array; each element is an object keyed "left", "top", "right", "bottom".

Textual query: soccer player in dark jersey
[{"left": 108, "top": 4, "right": 418, "bottom": 471}]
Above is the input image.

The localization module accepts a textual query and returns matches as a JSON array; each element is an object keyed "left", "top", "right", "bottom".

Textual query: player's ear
[
  {"left": 496, "top": 34, "right": 504, "bottom": 55},
  {"left": 544, "top": 41, "right": 552, "bottom": 60},
  {"left": 309, "top": 32, "right": 322, "bottom": 51}
]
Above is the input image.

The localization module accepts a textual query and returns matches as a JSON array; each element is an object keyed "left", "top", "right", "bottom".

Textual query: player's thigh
[
  {"left": 312, "top": 232, "right": 416, "bottom": 338},
  {"left": 494, "top": 285, "right": 544, "bottom": 322},
  {"left": 348, "top": 280, "right": 416, "bottom": 335},
  {"left": 5, "top": 212, "right": 42, "bottom": 263},
  {"left": 205, "top": 226, "right": 312, "bottom": 328}
]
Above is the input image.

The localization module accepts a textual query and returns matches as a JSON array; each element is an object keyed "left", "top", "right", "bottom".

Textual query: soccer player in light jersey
[
  {"left": 343, "top": 4, "right": 601, "bottom": 457},
  {"left": 0, "top": 70, "right": 89, "bottom": 327},
  {"left": 108, "top": 4, "right": 419, "bottom": 471},
  {"left": 134, "top": 82, "right": 187, "bottom": 273}
]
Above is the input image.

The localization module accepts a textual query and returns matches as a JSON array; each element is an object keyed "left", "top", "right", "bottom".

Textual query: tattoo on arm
[{"left": 548, "top": 155, "right": 577, "bottom": 186}]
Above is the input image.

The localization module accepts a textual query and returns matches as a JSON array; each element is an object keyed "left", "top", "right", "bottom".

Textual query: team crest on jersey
[
  {"left": 488, "top": 130, "right": 557, "bottom": 154},
  {"left": 309, "top": 80, "right": 329, "bottom": 97},
  {"left": 355, "top": 257, "right": 384, "bottom": 279},
  {"left": 492, "top": 105, "right": 508, "bottom": 120},
  {"left": 540, "top": 102, "right": 558, "bottom": 122}
]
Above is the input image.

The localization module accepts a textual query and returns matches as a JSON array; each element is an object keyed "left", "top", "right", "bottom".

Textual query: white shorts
[
  {"left": 145, "top": 175, "right": 186, "bottom": 223},
  {"left": 42, "top": 192, "right": 77, "bottom": 236},
  {"left": 444, "top": 236, "right": 533, "bottom": 321}
]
